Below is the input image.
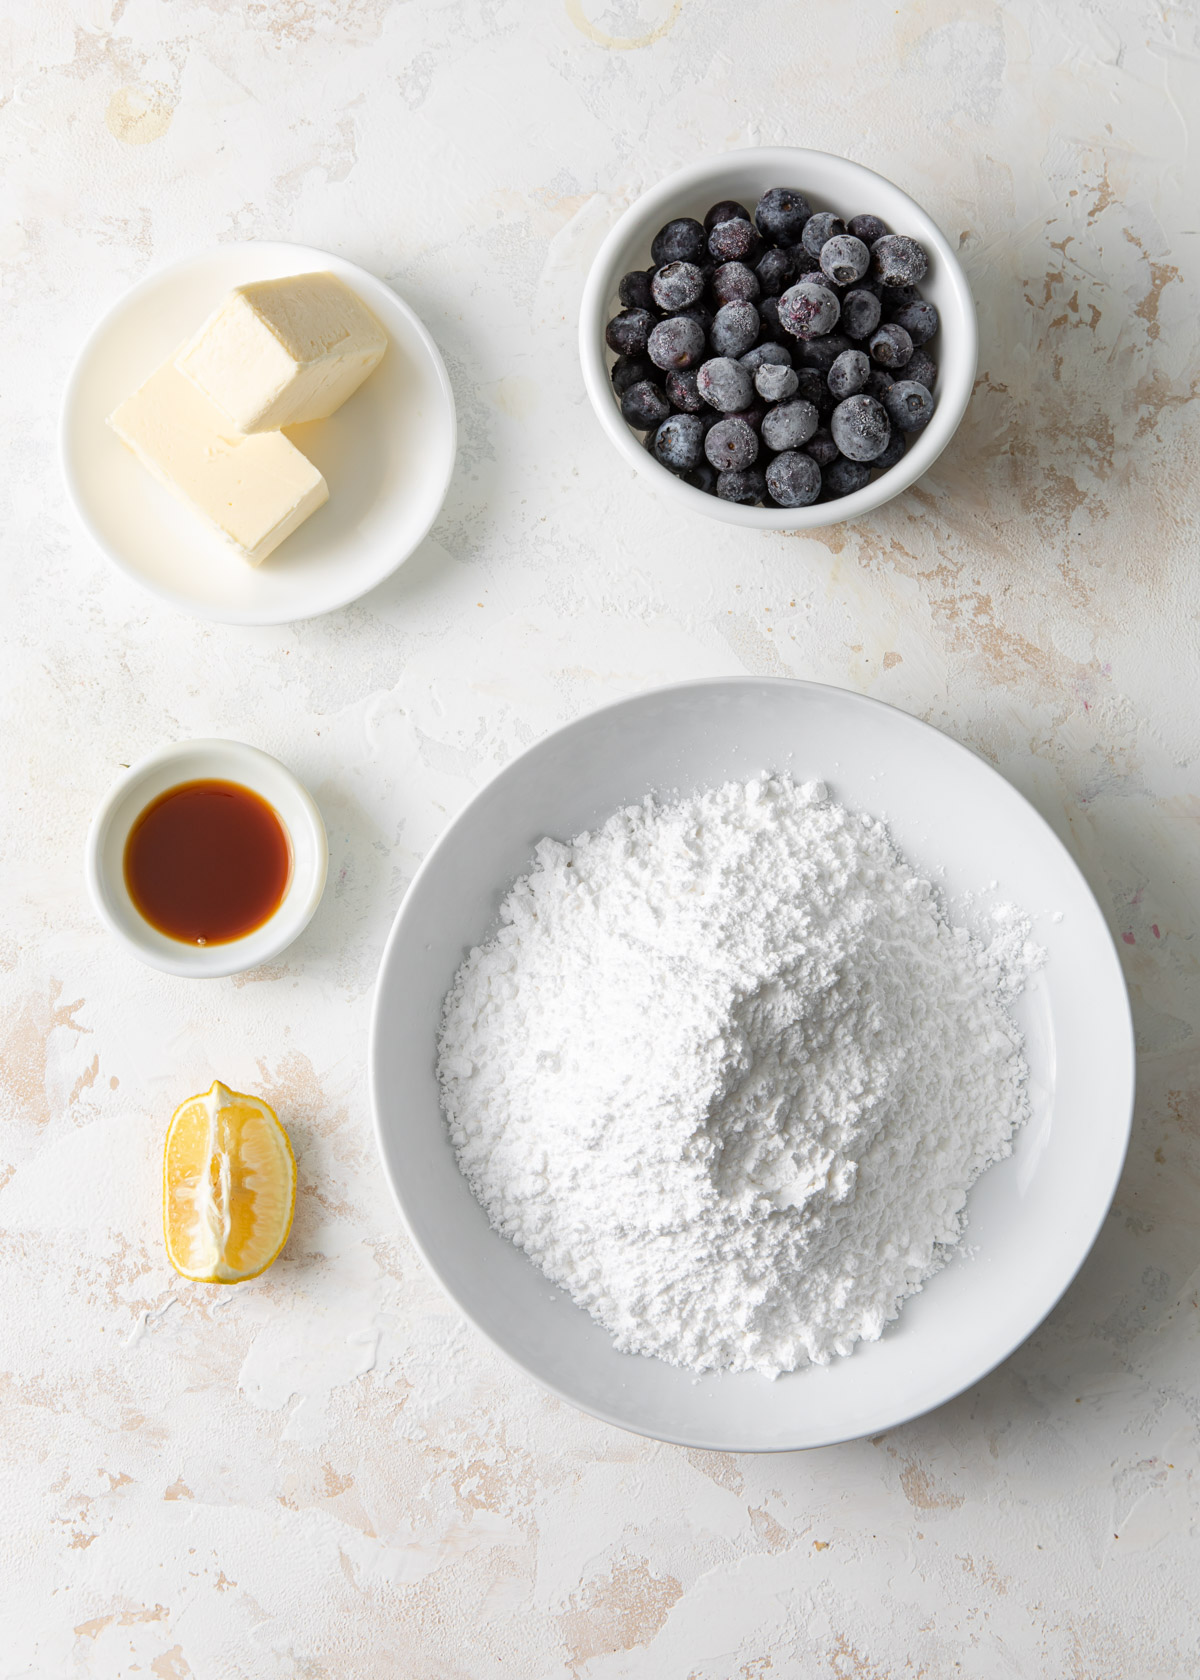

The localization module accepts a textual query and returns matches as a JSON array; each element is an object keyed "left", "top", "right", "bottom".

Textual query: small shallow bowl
[
  {"left": 85, "top": 739, "right": 327, "bottom": 978},
  {"left": 370, "top": 678, "right": 1133, "bottom": 1453},
  {"left": 61, "top": 242, "right": 456, "bottom": 625},
  {"left": 579, "top": 147, "right": 977, "bottom": 530}
]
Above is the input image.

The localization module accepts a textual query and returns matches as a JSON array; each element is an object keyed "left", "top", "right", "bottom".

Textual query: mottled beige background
[{"left": 2, "top": 1, "right": 1199, "bottom": 1675}]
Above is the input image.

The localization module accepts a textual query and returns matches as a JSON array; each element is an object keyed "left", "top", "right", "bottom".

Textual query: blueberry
[
  {"left": 827, "top": 348, "right": 870, "bottom": 399},
  {"left": 796, "top": 331, "right": 852, "bottom": 373},
  {"left": 760, "top": 398, "right": 819, "bottom": 451},
  {"left": 696, "top": 356, "right": 753, "bottom": 412},
  {"left": 777, "top": 281, "right": 840, "bottom": 340},
  {"left": 905, "top": 347, "right": 938, "bottom": 390},
  {"left": 801, "top": 211, "right": 846, "bottom": 260},
  {"left": 824, "top": 457, "right": 872, "bottom": 496},
  {"left": 647, "top": 314, "right": 706, "bottom": 370},
  {"left": 755, "top": 246, "right": 795, "bottom": 298},
  {"left": 620, "top": 379, "right": 671, "bottom": 430},
  {"left": 881, "top": 282, "right": 922, "bottom": 311},
  {"left": 870, "top": 234, "right": 929, "bottom": 286},
  {"left": 666, "top": 367, "right": 704, "bottom": 412},
  {"left": 651, "top": 217, "right": 707, "bottom": 266},
  {"left": 758, "top": 295, "right": 785, "bottom": 343},
  {"left": 840, "top": 287, "right": 883, "bottom": 341},
  {"left": 871, "top": 429, "right": 907, "bottom": 471},
  {"left": 610, "top": 354, "right": 656, "bottom": 396},
  {"left": 605, "top": 308, "right": 656, "bottom": 356},
  {"left": 864, "top": 368, "right": 895, "bottom": 402},
  {"left": 671, "top": 304, "right": 713, "bottom": 337},
  {"left": 882, "top": 379, "right": 935, "bottom": 431},
  {"left": 651, "top": 261, "right": 705, "bottom": 312},
  {"left": 793, "top": 366, "right": 833, "bottom": 418},
  {"left": 765, "top": 450, "right": 821, "bottom": 508},
  {"left": 868, "top": 322, "right": 914, "bottom": 369},
  {"left": 890, "top": 299, "right": 939, "bottom": 346},
  {"left": 689, "top": 460, "right": 719, "bottom": 494},
  {"left": 755, "top": 362, "right": 799, "bottom": 402},
  {"left": 848, "top": 213, "right": 888, "bottom": 245},
  {"left": 830, "top": 394, "right": 891, "bottom": 461},
  {"left": 705, "top": 415, "right": 759, "bottom": 471},
  {"left": 740, "top": 342, "right": 791, "bottom": 374},
  {"left": 716, "top": 468, "right": 767, "bottom": 504},
  {"left": 653, "top": 412, "right": 706, "bottom": 473},
  {"left": 710, "top": 300, "right": 759, "bottom": 358},
  {"left": 804, "top": 427, "right": 840, "bottom": 467},
  {"left": 727, "top": 402, "right": 767, "bottom": 434},
  {"left": 755, "top": 186, "right": 812, "bottom": 245},
  {"left": 711, "top": 261, "right": 760, "bottom": 305},
  {"left": 704, "top": 199, "right": 751, "bottom": 234},
  {"left": 708, "top": 217, "right": 760, "bottom": 263},
  {"left": 819, "top": 235, "right": 870, "bottom": 286},
  {"left": 618, "top": 269, "right": 657, "bottom": 312}
]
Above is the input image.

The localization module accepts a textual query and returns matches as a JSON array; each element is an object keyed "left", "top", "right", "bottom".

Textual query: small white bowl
[
  {"left": 579, "top": 147, "right": 977, "bottom": 530},
  {"left": 61, "top": 242, "right": 457, "bottom": 625},
  {"left": 85, "top": 739, "right": 328, "bottom": 978}
]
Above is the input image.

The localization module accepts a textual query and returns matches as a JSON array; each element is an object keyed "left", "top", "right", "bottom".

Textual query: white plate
[
  {"left": 369, "top": 679, "right": 1134, "bottom": 1452},
  {"left": 61, "top": 242, "right": 456, "bottom": 625}
]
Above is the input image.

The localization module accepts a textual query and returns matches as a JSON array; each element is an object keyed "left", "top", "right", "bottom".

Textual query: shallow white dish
[
  {"left": 61, "top": 242, "right": 456, "bottom": 625},
  {"left": 579, "top": 147, "right": 977, "bottom": 531},
  {"left": 370, "top": 679, "right": 1133, "bottom": 1453},
  {"left": 85, "top": 738, "right": 327, "bottom": 978}
]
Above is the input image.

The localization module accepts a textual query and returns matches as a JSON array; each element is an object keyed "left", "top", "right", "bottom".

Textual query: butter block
[
  {"left": 108, "top": 353, "right": 329, "bottom": 564},
  {"left": 176, "top": 272, "right": 388, "bottom": 432}
]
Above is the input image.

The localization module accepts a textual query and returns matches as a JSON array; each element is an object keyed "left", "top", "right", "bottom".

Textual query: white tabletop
[{"left": 3, "top": 2, "right": 1196, "bottom": 1675}]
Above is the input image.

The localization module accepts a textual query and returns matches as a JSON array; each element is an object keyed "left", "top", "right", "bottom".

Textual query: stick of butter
[
  {"left": 108, "top": 354, "right": 328, "bottom": 565},
  {"left": 176, "top": 272, "right": 388, "bottom": 433}
]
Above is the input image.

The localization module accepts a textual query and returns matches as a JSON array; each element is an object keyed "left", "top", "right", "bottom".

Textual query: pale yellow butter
[
  {"left": 108, "top": 353, "right": 328, "bottom": 565},
  {"left": 176, "top": 272, "right": 388, "bottom": 432}
]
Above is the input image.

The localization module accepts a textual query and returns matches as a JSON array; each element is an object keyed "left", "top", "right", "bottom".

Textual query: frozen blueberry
[
  {"left": 755, "top": 246, "right": 795, "bottom": 298},
  {"left": 727, "top": 402, "right": 767, "bottom": 434},
  {"left": 883, "top": 379, "right": 935, "bottom": 431},
  {"left": 765, "top": 450, "right": 821, "bottom": 508},
  {"left": 824, "top": 457, "right": 872, "bottom": 496},
  {"left": 618, "top": 269, "right": 657, "bottom": 312},
  {"left": 704, "top": 199, "right": 751, "bottom": 233},
  {"left": 804, "top": 427, "right": 840, "bottom": 467},
  {"left": 689, "top": 460, "right": 719, "bottom": 494},
  {"left": 666, "top": 367, "right": 704, "bottom": 412},
  {"left": 871, "top": 429, "right": 907, "bottom": 471},
  {"left": 708, "top": 217, "right": 760, "bottom": 263},
  {"left": 651, "top": 217, "right": 707, "bottom": 266},
  {"left": 870, "top": 234, "right": 929, "bottom": 286},
  {"left": 868, "top": 322, "right": 914, "bottom": 369},
  {"left": 620, "top": 379, "right": 671, "bottom": 430},
  {"left": 710, "top": 300, "right": 759, "bottom": 358},
  {"left": 740, "top": 342, "right": 791, "bottom": 374},
  {"left": 711, "top": 261, "right": 760, "bottom": 305},
  {"left": 671, "top": 304, "right": 713, "bottom": 336},
  {"left": 848, "top": 213, "right": 888, "bottom": 245},
  {"left": 758, "top": 295, "right": 785, "bottom": 343},
  {"left": 864, "top": 367, "right": 895, "bottom": 402},
  {"left": 705, "top": 415, "right": 759, "bottom": 471},
  {"left": 890, "top": 299, "right": 939, "bottom": 346},
  {"left": 778, "top": 281, "right": 840, "bottom": 340},
  {"left": 648, "top": 314, "right": 706, "bottom": 371},
  {"left": 793, "top": 366, "right": 833, "bottom": 419},
  {"left": 651, "top": 261, "right": 705, "bottom": 313},
  {"left": 755, "top": 362, "right": 799, "bottom": 402},
  {"left": 610, "top": 354, "right": 656, "bottom": 397},
  {"left": 760, "top": 398, "right": 819, "bottom": 451},
  {"left": 796, "top": 331, "right": 852, "bottom": 373},
  {"left": 716, "top": 467, "right": 766, "bottom": 504},
  {"left": 605, "top": 308, "right": 656, "bottom": 356},
  {"left": 653, "top": 412, "right": 706, "bottom": 473},
  {"left": 801, "top": 210, "right": 846, "bottom": 260},
  {"left": 755, "top": 186, "right": 812, "bottom": 245},
  {"left": 830, "top": 394, "right": 891, "bottom": 461},
  {"left": 696, "top": 356, "right": 753, "bottom": 412},
  {"left": 905, "top": 347, "right": 938, "bottom": 390},
  {"left": 819, "top": 234, "right": 870, "bottom": 286},
  {"left": 840, "top": 287, "right": 883, "bottom": 341},
  {"left": 827, "top": 348, "right": 870, "bottom": 399},
  {"left": 881, "top": 281, "right": 922, "bottom": 312}
]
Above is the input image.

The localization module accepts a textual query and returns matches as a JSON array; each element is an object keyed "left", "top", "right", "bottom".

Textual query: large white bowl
[
  {"left": 579, "top": 148, "right": 977, "bottom": 530},
  {"left": 61, "top": 242, "right": 456, "bottom": 625},
  {"left": 369, "top": 679, "right": 1132, "bottom": 1452}
]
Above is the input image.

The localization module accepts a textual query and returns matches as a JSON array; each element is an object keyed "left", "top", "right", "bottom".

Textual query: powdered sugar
[{"left": 438, "top": 775, "right": 1038, "bottom": 1378}]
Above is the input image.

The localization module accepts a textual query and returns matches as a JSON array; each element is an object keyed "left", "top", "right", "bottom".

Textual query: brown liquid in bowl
[{"left": 124, "top": 779, "right": 291, "bottom": 945}]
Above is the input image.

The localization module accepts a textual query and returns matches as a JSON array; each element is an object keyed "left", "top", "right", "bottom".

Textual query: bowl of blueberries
[{"left": 580, "top": 147, "right": 977, "bottom": 527}]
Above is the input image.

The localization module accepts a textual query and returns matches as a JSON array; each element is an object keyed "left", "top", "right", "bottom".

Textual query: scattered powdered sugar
[{"left": 438, "top": 775, "right": 1040, "bottom": 1378}]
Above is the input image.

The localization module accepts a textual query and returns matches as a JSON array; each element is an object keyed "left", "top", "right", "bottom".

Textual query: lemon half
[{"left": 164, "top": 1081, "right": 295, "bottom": 1284}]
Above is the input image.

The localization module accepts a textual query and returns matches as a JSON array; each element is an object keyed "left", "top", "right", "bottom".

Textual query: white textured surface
[{"left": 1, "top": 2, "right": 1198, "bottom": 1674}]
